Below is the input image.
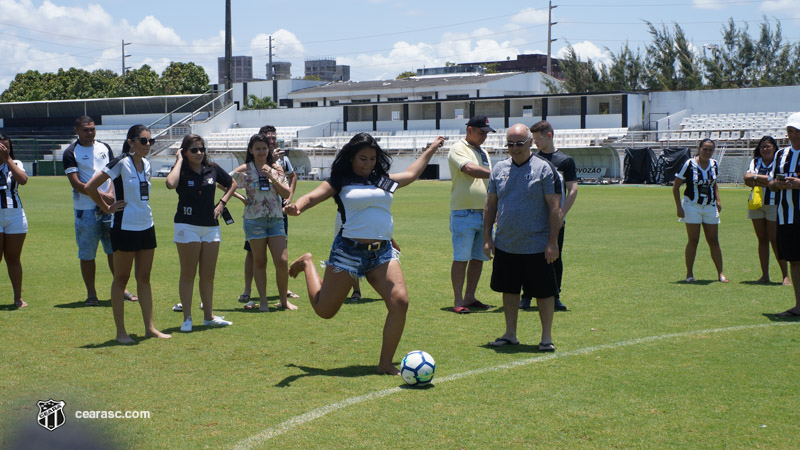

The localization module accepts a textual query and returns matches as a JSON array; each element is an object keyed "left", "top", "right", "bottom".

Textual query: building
[
  {"left": 305, "top": 58, "right": 351, "bottom": 82},
  {"left": 269, "top": 61, "right": 292, "bottom": 80},
  {"left": 416, "top": 65, "right": 485, "bottom": 77},
  {"left": 218, "top": 56, "right": 254, "bottom": 84},
  {"left": 458, "top": 54, "right": 566, "bottom": 80}
]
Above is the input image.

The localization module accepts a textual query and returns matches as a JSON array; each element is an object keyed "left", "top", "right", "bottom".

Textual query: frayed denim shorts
[{"left": 325, "top": 234, "right": 399, "bottom": 278}]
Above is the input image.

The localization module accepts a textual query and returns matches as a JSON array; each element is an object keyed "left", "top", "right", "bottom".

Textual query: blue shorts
[
  {"left": 243, "top": 216, "right": 286, "bottom": 241},
  {"left": 75, "top": 208, "right": 113, "bottom": 261},
  {"left": 326, "top": 234, "right": 399, "bottom": 278},
  {"left": 450, "top": 209, "right": 489, "bottom": 262}
]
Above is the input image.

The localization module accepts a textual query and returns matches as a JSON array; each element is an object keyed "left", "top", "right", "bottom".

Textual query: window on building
[
  {"left": 611, "top": 96, "right": 622, "bottom": 114},
  {"left": 559, "top": 97, "right": 580, "bottom": 115},
  {"left": 522, "top": 105, "right": 533, "bottom": 118},
  {"left": 391, "top": 110, "right": 401, "bottom": 121},
  {"left": 599, "top": 102, "right": 610, "bottom": 114},
  {"left": 387, "top": 97, "right": 407, "bottom": 102},
  {"left": 447, "top": 94, "right": 469, "bottom": 100},
  {"left": 300, "top": 101, "right": 318, "bottom": 108},
  {"left": 351, "top": 99, "right": 370, "bottom": 104},
  {"left": 421, "top": 96, "right": 433, "bottom": 101},
  {"left": 454, "top": 108, "right": 464, "bottom": 119},
  {"left": 330, "top": 100, "right": 340, "bottom": 106}
]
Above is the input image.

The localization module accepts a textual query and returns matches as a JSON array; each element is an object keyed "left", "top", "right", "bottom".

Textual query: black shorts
[
  {"left": 490, "top": 247, "right": 558, "bottom": 298},
  {"left": 244, "top": 240, "right": 251, "bottom": 252},
  {"left": 777, "top": 222, "right": 800, "bottom": 262},
  {"left": 111, "top": 226, "right": 157, "bottom": 252}
]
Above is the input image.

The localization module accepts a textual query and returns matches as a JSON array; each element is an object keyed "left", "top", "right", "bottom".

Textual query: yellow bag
[{"left": 748, "top": 186, "right": 763, "bottom": 210}]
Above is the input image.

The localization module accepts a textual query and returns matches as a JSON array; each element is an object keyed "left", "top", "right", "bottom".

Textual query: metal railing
[{"left": 149, "top": 88, "right": 235, "bottom": 156}]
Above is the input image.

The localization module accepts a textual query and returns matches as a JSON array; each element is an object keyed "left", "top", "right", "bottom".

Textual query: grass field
[{"left": 1, "top": 177, "right": 799, "bottom": 448}]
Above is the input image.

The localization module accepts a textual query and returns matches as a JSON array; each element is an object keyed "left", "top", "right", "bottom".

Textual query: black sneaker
[
  {"left": 85, "top": 296, "right": 99, "bottom": 306},
  {"left": 554, "top": 298, "right": 567, "bottom": 311},
  {"left": 520, "top": 297, "right": 532, "bottom": 309}
]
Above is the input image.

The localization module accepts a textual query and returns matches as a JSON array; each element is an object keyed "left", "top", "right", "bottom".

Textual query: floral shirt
[{"left": 232, "top": 162, "right": 287, "bottom": 219}]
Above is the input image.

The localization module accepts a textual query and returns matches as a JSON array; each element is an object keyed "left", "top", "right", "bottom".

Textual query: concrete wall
[
  {"left": 649, "top": 85, "right": 800, "bottom": 117},
  {"left": 231, "top": 106, "right": 342, "bottom": 128}
]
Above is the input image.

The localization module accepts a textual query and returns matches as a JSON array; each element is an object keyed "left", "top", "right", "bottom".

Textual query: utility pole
[
  {"left": 224, "top": 0, "right": 232, "bottom": 93},
  {"left": 546, "top": 1, "right": 558, "bottom": 77},
  {"left": 121, "top": 40, "right": 132, "bottom": 75},
  {"left": 267, "top": 35, "right": 275, "bottom": 80}
]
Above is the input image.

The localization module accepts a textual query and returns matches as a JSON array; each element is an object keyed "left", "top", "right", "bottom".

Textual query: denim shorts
[
  {"left": 0, "top": 208, "right": 27, "bottom": 234},
  {"left": 243, "top": 216, "right": 286, "bottom": 241},
  {"left": 450, "top": 209, "right": 489, "bottom": 262},
  {"left": 75, "top": 208, "right": 113, "bottom": 261},
  {"left": 326, "top": 234, "right": 399, "bottom": 278}
]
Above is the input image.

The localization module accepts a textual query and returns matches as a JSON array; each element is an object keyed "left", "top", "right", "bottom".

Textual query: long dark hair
[
  {"left": 696, "top": 138, "right": 715, "bottom": 155},
  {"left": 754, "top": 135, "right": 778, "bottom": 159},
  {"left": 330, "top": 133, "right": 391, "bottom": 179},
  {"left": 179, "top": 134, "right": 210, "bottom": 168},
  {"left": 0, "top": 132, "right": 15, "bottom": 160},
  {"left": 122, "top": 124, "right": 149, "bottom": 154},
  {"left": 244, "top": 134, "right": 276, "bottom": 165}
]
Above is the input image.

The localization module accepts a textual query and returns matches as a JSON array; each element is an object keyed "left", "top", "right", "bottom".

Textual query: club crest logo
[{"left": 37, "top": 399, "right": 66, "bottom": 431}]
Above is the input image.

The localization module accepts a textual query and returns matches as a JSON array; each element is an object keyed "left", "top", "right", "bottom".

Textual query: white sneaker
[
  {"left": 172, "top": 303, "right": 183, "bottom": 312},
  {"left": 203, "top": 316, "right": 232, "bottom": 327},
  {"left": 180, "top": 317, "right": 192, "bottom": 332},
  {"left": 199, "top": 302, "right": 204, "bottom": 310}
]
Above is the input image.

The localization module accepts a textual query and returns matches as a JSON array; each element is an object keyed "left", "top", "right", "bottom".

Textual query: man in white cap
[{"left": 769, "top": 112, "right": 800, "bottom": 316}]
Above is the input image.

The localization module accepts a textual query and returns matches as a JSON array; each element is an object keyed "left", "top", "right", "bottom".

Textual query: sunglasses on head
[
  {"left": 506, "top": 137, "right": 532, "bottom": 147},
  {"left": 136, "top": 137, "right": 156, "bottom": 146},
  {"left": 188, "top": 147, "right": 206, "bottom": 154}
]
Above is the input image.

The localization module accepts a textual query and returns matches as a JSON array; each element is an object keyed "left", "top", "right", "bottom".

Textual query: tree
[
  {"left": 483, "top": 63, "right": 500, "bottom": 74},
  {"left": 112, "top": 64, "right": 161, "bottom": 97},
  {"left": 545, "top": 46, "right": 602, "bottom": 93},
  {"left": 161, "top": 62, "right": 209, "bottom": 95},
  {"left": 303, "top": 75, "right": 321, "bottom": 81},
  {"left": 396, "top": 71, "right": 415, "bottom": 79},
  {"left": 599, "top": 42, "right": 644, "bottom": 91},
  {"left": 643, "top": 22, "right": 678, "bottom": 90},
  {"left": 243, "top": 95, "right": 277, "bottom": 110}
]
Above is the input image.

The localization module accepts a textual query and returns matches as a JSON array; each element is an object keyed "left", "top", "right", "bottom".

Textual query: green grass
[{"left": 1, "top": 178, "right": 799, "bottom": 448}]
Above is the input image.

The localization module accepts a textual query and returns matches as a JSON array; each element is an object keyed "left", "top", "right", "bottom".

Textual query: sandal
[
  {"left": 244, "top": 301, "right": 257, "bottom": 310},
  {"left": 123, "top": 292, "right": 139, "bottom": 302},
  {"left": 14, "top": 299, "right": 28, "bottom": 308},
  {"left": 287, "top": 290, "right": 300, "bottom": 299},
  {"left": 350, "top": 290, "right": 361, "bottom": 302},
  {"left": 237, "top": 293, "right": 250, "bottom": 303},
  {"left": 538, "top": 342, "right": 556, "bottom": 352}
]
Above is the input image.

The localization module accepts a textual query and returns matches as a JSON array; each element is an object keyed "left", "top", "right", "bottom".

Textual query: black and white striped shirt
[
  {"left": 676, "top": 158, "right": 719, "bottom": 206},
  {"left": 0, "top": 160, "right": 24, "bottom": 209},
  {"left": 746, "top": 157, "right": 777, "bottom": 206},
  {"left": 771, "top": 146, "right": 800, "bottom": 225}
]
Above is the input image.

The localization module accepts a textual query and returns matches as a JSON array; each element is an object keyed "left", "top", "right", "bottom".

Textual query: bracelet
[{"left": 219, "top": 199, "right": 227, "bottom": 205}]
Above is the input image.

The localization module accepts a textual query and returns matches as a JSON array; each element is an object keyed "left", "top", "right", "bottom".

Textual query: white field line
[{"left": 233, "top": 321, "right": 799, "bottom": 449}]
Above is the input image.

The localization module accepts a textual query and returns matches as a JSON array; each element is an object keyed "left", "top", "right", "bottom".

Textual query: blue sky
[{"left": 0, "top": 0, "right": 797, "bottom": 92}]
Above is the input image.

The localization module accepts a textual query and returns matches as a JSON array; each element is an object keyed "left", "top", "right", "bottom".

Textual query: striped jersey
[
  {"left": 102, "top": 154, "right": 153, "bottom": 231},
  {"left": 0, "top": 159, "right": 24, "bottom": 209},
  {"left": 676, "top": 158, "right": 719, "bottom": 206},
  {"left": 746, "top": 157, "right": 777, "bottom": 206},
  {"left": 770, "top": 146, "right": 800, "bottom": 225}
]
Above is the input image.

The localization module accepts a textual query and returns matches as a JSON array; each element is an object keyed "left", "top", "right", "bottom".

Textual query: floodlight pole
[
  {"left": 121, "top": 40, "right": 132, "bottom": 76},
  {"left": 224, "top": 0, "right": 232, "bottom": 95},
  {"left": 546, "top": 1, "right": 558, "bottom": 77}
]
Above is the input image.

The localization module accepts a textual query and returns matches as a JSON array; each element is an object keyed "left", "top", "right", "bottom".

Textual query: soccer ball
[{"left": 400, "top": 350, "right": 435, "bottom": 386}]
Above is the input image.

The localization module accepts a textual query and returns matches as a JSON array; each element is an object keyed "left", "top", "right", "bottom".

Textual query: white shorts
[
  {"left": 0, "top": 208, "right": 28, "bottom": 234},
  {"left": 681, "top": 198, "right": 720, "bottom": 225},
  {"left": 747, "top": 204, "right": 778, "bottom": 222},
  {"left": 173, "top": 223, "right": 221, "bottom": 244}
]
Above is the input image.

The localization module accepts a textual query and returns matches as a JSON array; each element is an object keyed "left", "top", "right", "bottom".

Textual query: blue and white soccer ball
[{"left": 400, "top": 350, "right": 435, "bottom": 386}]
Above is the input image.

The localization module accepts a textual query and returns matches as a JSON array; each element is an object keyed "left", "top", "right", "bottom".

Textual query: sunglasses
[
  {"left": 188, "top": 147, "right": 206, "bottom": 154},
  {"left": 136, "top": 137, "right": 156, "bottom": 146},
  {"left": 506, "top": 137, "right": 532, "bottom": 147}
]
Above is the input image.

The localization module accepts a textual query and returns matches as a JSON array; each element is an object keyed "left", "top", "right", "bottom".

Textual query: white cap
[{"left": 787, "top": 112, "right": 800, "bottom": 131}]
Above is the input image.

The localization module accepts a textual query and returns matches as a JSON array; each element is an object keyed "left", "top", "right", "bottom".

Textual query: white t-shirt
[
  {"left": 62, "top": 141, "right": 114, "bottom": 210},
  {"left": 103, "top": 155, "right": 154, "bottom": 231}
]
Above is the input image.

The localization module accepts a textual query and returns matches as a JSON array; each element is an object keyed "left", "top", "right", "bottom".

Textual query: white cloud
[
  {"left": 510, "top": 7, "right": 548, "bottom": 26},
  {"left": 761, "top": 0, "right": 797, "bottom": 13},
  {"left": 692, "top": 0, "right": 725, "bottom": 10}
]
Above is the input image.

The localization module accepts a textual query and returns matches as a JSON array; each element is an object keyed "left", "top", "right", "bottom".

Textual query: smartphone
[
  {"left": 221, "top": 207, "right": 234, "bottom": 225},
  {"left": 777, "top": 174, "right": 786, "bottom": 181}
]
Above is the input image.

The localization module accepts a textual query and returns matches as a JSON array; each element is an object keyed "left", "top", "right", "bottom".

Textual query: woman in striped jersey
[
  {"left": 673, "top": 138, "right": 728, "bottom": 283},
  {"left": 744, "top": 136, "right": 789, "bottom": 285},
  {"left": 0, "top": 133, "right": 28, "bottom": 308}
]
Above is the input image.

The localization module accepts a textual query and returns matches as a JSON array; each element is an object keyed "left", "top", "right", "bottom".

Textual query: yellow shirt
[{"left": 448, "top": 139, "right": 491, "bottom": 210}]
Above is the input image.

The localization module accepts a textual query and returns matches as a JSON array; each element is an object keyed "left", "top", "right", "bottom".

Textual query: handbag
[{"left": 748, "top": 186, "right": 763, "bottom": 210}]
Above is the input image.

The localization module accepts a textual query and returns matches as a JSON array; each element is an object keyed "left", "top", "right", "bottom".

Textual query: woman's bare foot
[
  {"left": 13, "top": 299, "right": 27, "bottom": 308},
  {"left": 116, "top": 334, "right": 135, "bottom": 344},
  {"left": 277, "top": 300, "right": 299, "bottom": 310},
  {"left": 289, "top": 253, "right": 313, "bottom": 278},
  {"left": 258, "top": 304, "right": 271, "bottom": 312},
  {"left": 145, "top": 329, "right": 172, "bottom": 339},
  {"left": 377, "top": 365, "right": 401, "bottom": 376},
  {"left": 783, "top": 276, "right": 792, "bottom": 286},
  {"left": 718, "top": 274, "right": 730, "bottom": 283}
]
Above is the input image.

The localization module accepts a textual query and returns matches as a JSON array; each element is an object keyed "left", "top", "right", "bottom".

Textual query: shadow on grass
[
  {"left": 81, "top": 335, "right": 147, "bottom": 348},
  {"left": 275, "top": 363, "right": 381, "bottom": 387},
  {"left": 54, "top": 299, "right": 111, "bottom": 308},
  {"left": 344, "top": 295, "right": 382, "bottom": 305},
  {"left": 762, "top": 312, "right": 800, "bottom": 321},
  {"left": 437, "top": 306, "right": 495, "bottom": 314},
  {"left": 0, "top": 304, "right": 27, "bottom": 311},
  {"left": 670, "top": 279, "right": 716, "bottom": 285},
  {"left": 739, "top": 280, "right": 784, "bottom": 286},
  {"left": 481, "top": 342, "right": 543, "bottom": 353}
]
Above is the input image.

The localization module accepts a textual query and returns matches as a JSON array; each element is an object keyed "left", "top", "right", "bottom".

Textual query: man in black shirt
[{"left": 521, "top": 120, "right": 578, "bottom": 311}]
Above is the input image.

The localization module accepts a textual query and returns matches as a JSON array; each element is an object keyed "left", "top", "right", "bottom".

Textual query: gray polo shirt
[{"left": 488, "top": 154, "right": 556, "bottom": 254}]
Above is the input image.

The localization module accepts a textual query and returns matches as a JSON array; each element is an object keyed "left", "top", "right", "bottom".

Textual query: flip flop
[
  {"left": 237, "top": 293, "right": 250, "bottom": 303},
  {"left": 685, "top": 276, "right": 696, "bottom": 283},
  {"left": 123, "top": 292, "right": 139, "bottom": 302},
  {"left": 172, "top": 303, "right": 183, "bottom": 312},
  {"left": 538, "top": 342, "right": 556, "bottom": 352},
  {"left": 287, "top": 290, "right": 300, "bottom": 299},
  {"left": 452, "top": 306, "right": 470, "bottom": 314},
  {"left": 776, "top": 309, "right": 800, "bottom": 317},
  {"left": 350, "top": 290, "right": 361, "bottom": 302},
  {"left": 488, "top": 337, "right": 519, "bottom": 347},
  {"left": 244, "top": 301, "right": 257, "bottom": 310},
  {"left": 464, "top": 300, "right": 491, "bottom": 309}
]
